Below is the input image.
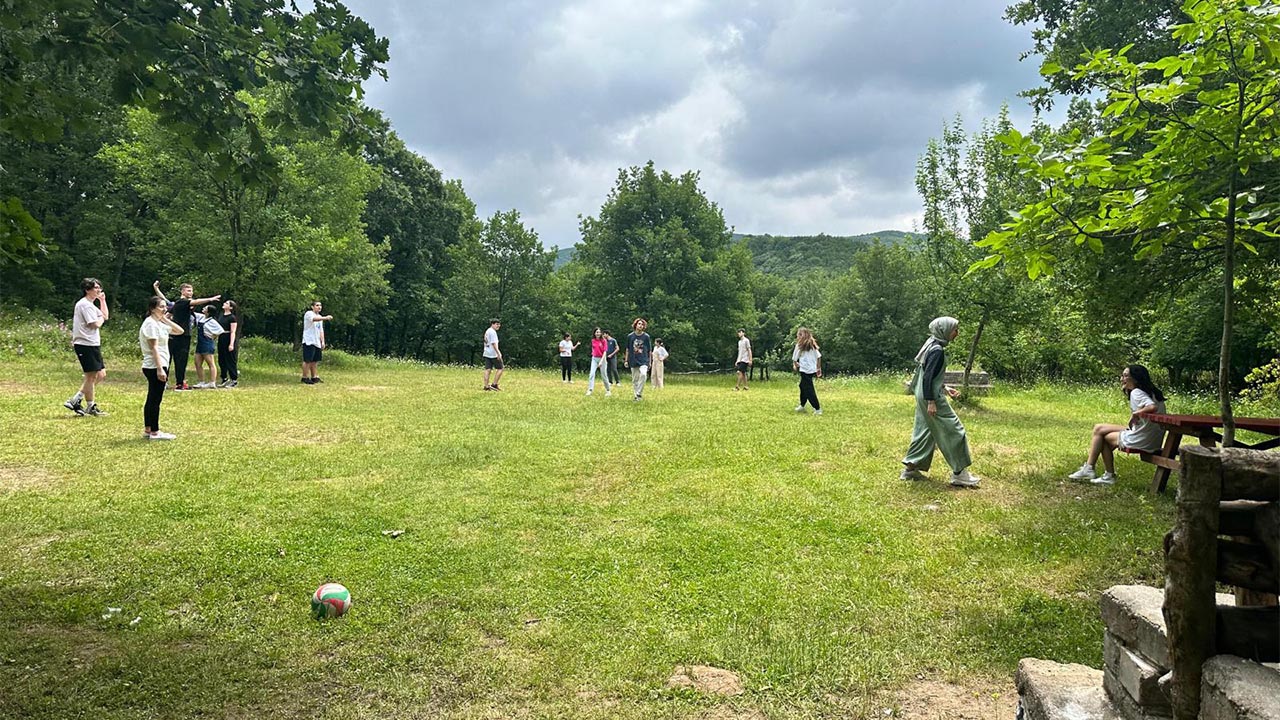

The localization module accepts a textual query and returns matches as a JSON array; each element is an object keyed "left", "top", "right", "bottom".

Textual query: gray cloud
[{"left": 344, "top": 0, "right": 1051, "bottom": 247}]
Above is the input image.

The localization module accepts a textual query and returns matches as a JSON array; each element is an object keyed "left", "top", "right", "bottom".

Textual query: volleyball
[{"left": 311, "top": 582, "right": 352, "bottom": 619}]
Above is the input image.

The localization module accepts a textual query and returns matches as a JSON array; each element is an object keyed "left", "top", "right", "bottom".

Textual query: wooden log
[
  {"left": 1216, "top": 538, "right": 1279, "bottom": 594},
  {"left": 1218, "top": 446, "right": 1280, "bottom": 501},
  {"left": 1218, "top": 500, "right": 1267, "bottom": 536},
  {"left": 1216, "top": 605, "right": 1280, "bottom": 662},
  {"left": 1258, "top": 502, "right": 1280, "bottom": 569},
  {"left": 1163, "top": 446, "right": 1222, "bottom": 720}
]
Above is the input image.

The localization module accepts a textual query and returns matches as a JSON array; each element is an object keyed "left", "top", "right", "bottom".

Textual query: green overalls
[{"left": 903, "top": 349, "right": 972, "bottom": 474}]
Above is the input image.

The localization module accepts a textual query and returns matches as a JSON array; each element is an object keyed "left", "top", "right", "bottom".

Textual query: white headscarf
[{"left": 913, "top": 316, "right": 959, "bottom": 366}]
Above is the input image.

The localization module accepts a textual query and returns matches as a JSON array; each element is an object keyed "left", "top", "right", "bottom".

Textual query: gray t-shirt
[
  {"left": 72, "top": 297, "right": 104, "bottom": 346},
  {"left": 736, "top": 337, "right": 752, "bottom": 363}
]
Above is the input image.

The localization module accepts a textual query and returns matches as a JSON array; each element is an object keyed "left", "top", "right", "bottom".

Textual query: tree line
[{"left": 1, "top": 0, "right": 1276, "bottom": 407}]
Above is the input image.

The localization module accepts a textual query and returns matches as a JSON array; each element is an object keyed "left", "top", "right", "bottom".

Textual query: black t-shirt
[
  {"left": 170, "top": 299, "right": 193, "bottom": 330},
  {"left": 218, "top": 313, "right": 239, "bottom": 346}
]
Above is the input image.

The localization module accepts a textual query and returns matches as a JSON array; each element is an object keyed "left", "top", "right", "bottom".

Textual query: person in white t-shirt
[
  {"left": 734, "top": 329, "right": 753, "bottom": 391},
  {"left": 792, "top": 327, "right": 823, "bottom": 414},
  {"left": 1067, "top": 364, "right": 1168, "bottom": 486},
  {"left": 138, "top": 296, "right": 185, "bottom": 440},
  {"left": 651, "top": 339, "right": 669, "bottom": 388},
  {"left": 557, "top": 333, "right": 580, "bottom": 383},
  {"left": 482, "top": 319, "right": 504, "bottom": 391},
  {"left": 64, "top": 278, "right": 111, "bottom": 416},
  {"left": 301, "top": 300, "right": 334, "bottom": 385}
]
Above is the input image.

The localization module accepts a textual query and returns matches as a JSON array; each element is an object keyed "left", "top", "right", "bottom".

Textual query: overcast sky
[{"left": 343, "top": 0, "right": 1049, "bottom": 249}]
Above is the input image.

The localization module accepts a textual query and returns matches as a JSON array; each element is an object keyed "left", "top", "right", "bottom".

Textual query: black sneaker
[
  {"left": 227, "top": 380, "right": 238, "bottom": 388},
  {"left": 301, "top": 377, "right": 311, "bottom": 384},
  {"left": 64, "top": 398, "right": 85, "bottom": 415},
  {"left": 312, "top": 377, "right": 323, "bottom": 384},
  {"left": 85, "top": 403, "right": 109, "bottom": 417}
]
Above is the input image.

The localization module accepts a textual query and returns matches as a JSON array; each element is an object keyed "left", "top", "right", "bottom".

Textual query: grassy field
[{"left": 0, "top": 338, "right": 1246, "bottom": 718}]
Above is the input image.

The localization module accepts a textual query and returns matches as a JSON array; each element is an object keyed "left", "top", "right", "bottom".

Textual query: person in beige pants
[{"left": 652, "top": 339, "right": 668, "bottom": 388}]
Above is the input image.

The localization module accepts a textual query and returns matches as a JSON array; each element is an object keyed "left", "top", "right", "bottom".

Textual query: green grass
[{"left": 0, "top": 342, "right": 1225, "bottom": 718}]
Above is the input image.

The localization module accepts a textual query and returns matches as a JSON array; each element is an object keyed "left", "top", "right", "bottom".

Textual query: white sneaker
[
  {"left": 150, "top": 431, "right": 176, "bottom": 441},
  {"left": 1091, "top": 472, "right": 1117, "bottom": 486},
  {"left": 1067, "top": 464, "right": 1097, "bottom": 481},
  {"left": 813, "top": 409, "right": 822, "bottom": 416},
  {"left": 900, "top": 467, "right": 926, "bottom": 481},
  {"left": 950, "top": 470, "right": 981, "bottom": 487},
  {"left": 585, "top": 389, "right": 592, "bottom": 396},
  {"left": 605, "top": 391, "right": 612, "bottom": 397},
  {"left": 794, "top": 405, "right": 805, "bottom": 412}
]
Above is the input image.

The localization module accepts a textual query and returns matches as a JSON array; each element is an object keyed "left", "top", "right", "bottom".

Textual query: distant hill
[
  {"left": 553, "top": 246, "right": 575, "bottom": 269},
  {"left": 735, "top": 230, "right": 919, "bottom": 276},
  {"left": 551, "top": 230, "right": 918, "bottom": 275}
]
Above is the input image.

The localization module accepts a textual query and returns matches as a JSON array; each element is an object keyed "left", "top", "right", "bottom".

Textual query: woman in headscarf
[{"left": 901, "top": 316, "right": 980, "bottom": 487}]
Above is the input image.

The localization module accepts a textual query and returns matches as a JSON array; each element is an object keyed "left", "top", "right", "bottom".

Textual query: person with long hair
[
  {"left": 901, "top": 316, "right": 979, "bottom": 487},
  {"left": 586, "top": 328, "right": 612, "bottom": 396},
  {"left": 625, "top": 318, "right": 653, "bottom": 401},
  {"left": 139, "top": 296, "right": 185, "bottom": 440},
  {"left": 652, "top": 339, "right": 668, "bottom": 388},
  {"left": 217, "top": 299, "right": 240, "bottom": 388},
  {"left": 792, "top": 327, "right": 822, "bottom": 414},
  {"left": 1067, "top": 364, "right": 1168, "bottom": 485},
  {"left": 193, "top": 305, "right": 223, "bottom": 388}
]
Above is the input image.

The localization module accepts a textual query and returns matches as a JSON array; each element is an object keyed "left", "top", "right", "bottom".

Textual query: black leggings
[
  {"left": 218, "top": 342, "right": 239, "bottom": 381},
  {"left": 142, "top": 367, "right": 166, "bottom": 431},
  {"left": 799, "top": 372, "right": 820, "bottom": 410},
  {"left": 560, "top": 356, "right": 573, "bottom": 381},
  {"left": 169, "top": 334, "right": 191, "bottom": 385}
]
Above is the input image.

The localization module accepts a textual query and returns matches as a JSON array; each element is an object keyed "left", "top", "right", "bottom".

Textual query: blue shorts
[{"left": 196, "top": 337, "right": 215, "bottom": 355}]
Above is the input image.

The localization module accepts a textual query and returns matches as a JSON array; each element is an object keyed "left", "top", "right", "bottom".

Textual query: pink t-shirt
[{"left": 591, "top": 338, "right": 607, "bottom": 357}]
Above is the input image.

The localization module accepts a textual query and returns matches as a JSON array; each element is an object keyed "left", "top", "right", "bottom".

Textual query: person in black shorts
[
  {"left": 152, "top": 281, "right": 220, "bottom": 390},
  {"left": 482, "top": 319, "right": 504, "bottom": 390},
  {"left": 64, "top": 278, "right": 110, "bottom": 416}
]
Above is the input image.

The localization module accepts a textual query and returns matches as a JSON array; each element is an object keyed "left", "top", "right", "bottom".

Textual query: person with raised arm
[
  {"left": 302, "top": 300, "right": 334, "bottom": 385},
  {"left": 152, "top": 280, "right": 220, "bottom": 391}
]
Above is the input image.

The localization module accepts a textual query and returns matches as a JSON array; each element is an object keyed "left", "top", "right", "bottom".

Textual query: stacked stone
[
  {"left": 1099, "top": 586, "right": 1176, "bottom": 719},
  {"left": 1017, "top": 584, "right": 1278, "bottom": 720}
]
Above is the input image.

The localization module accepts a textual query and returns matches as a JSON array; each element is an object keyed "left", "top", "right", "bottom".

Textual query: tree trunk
[
  {"left": 962, "top": 307, "right": 990, "bottom": 392},
  {"left": 1220, "top": 171, "right": 1238, "bottom": 447}
]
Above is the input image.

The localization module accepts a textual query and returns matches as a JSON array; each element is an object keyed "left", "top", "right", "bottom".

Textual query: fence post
[{"left": 1163, "top": 445, "right": 1222, "bottom": 720}]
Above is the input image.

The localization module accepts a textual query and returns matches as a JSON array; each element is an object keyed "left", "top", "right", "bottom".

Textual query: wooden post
[
  {"left": 1163, "top": 445, "right": 1222, "bottom": 720},
  {"left": 1151, "top": 429, "right": 1183, "bottom": 494}
]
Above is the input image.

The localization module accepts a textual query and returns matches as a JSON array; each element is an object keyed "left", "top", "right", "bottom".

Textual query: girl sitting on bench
[{"left": 1068, "top": 364, "right": 1167, "bottom": 485}]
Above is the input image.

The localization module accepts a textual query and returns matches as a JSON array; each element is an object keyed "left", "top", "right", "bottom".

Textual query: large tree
[
  {"left": 99, "top": 98, "right": 389, "bottom": 337},
  {"left": 981, "top": 0, "right": 1280, "bottom": 445},
  {"left": 1, "top": 0, "right": 388, "bottom": 260},
  {"left": 574, "top": 162, "right": 755, "bottom": 364},
  {"left": 440, "top": 209, "right": 556, "bottom": 364},
  {"left": 916, "top": 107, "right": 1043, "bottom": 390},
  {"left": 354, "top": 120, "right": 467, "bottom": 358}
]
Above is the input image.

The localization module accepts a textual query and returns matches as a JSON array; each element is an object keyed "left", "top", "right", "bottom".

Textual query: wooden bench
[
  {"left": 1124, "top": 414, "right": 1280, "bottom": 494},
  {"left": 903, "top": 370, "right": 993, "bottom": 394}
]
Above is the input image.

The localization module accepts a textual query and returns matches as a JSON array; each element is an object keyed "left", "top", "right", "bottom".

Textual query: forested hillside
[{"left": 736, "top": 231, "right": 919, "bottom": 276}]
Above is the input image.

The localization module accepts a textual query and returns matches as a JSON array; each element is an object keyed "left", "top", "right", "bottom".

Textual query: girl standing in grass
[
  {"left": 139, "top": 296, "right": 185, "bottom": 440},
  {"left": 217, "top": 299, "right": 240, "bottom": 388},
  {"left": 1066, "top": 364, "right": 1167, "bottom": 486},
  {"left": 652, "top": 339, "right": 668, "bottom": 388},
  {"left": 901, "top": 316, "right": 979, "bottom": 488},
  {"left": 558, "top": 333, "right": 580, "bottom": 383},
  {"left": 791, "top": 327, "right": 822, "bottom": 414},
  {"left": 193, "top": 305, "right": 223, "bottom": 388},
  {"left": 586, "top": 327, "right": 612, "bottom": 396}
]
